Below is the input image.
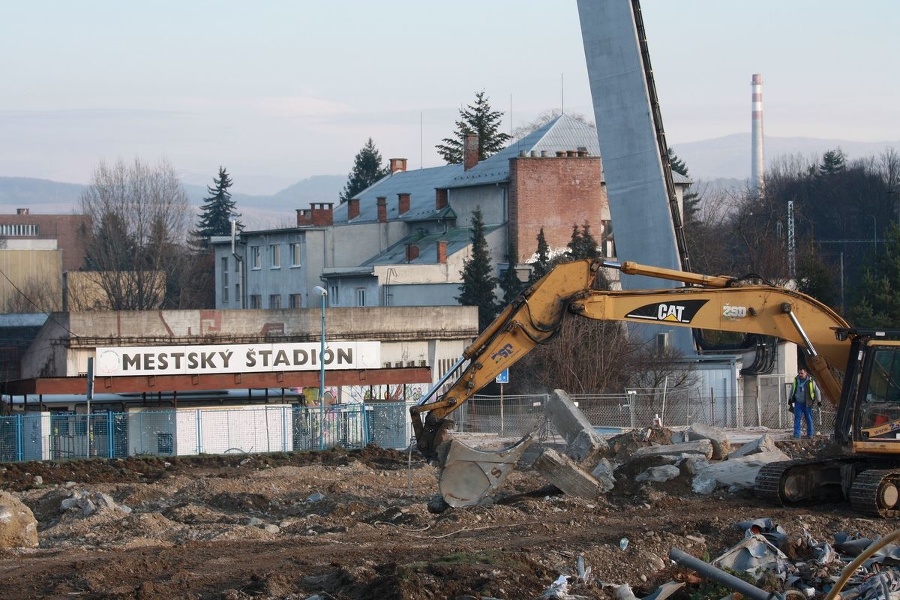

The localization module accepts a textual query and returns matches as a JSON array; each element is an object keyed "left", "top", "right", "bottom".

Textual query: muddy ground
[{"left": 0, "top": 432, "right": 895, "bottom": 600}]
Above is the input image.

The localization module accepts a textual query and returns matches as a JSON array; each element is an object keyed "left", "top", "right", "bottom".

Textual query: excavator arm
[{"left": 411, "top": 258, "right": 851, "bottom": 463}]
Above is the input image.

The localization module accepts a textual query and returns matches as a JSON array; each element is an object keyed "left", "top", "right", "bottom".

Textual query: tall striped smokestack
[{"left": 750, "top": 73, "right": 764, "bottom": 194}]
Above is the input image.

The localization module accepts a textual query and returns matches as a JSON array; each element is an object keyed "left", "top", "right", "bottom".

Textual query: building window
[
  {"left": 356, "top": 288, "right": 365, "bottom": 307},
  {"left": 289, "top": 293, "right": 302, "bottom": 308},
  {"left": 290, "top": 243, "right": 302, "bottom": 267},
  {"left": 269, "top": 294, "right": 281, "bottom": 309},
  {"left": 235, "top": 283, "right": 241, "bottom": 306},
  {"left": 329, "top": 285, "right": 339, "bottom": 305},
  {"left": 270, "top": 245, "right": 281, "bottom": 269},
  {"left": 250, "top": 246, "right": 261, "bottom": 270},
  {"left": 221, "top": 257, "right": 229, "bottom": 287},
  {"left": 249, "top": 294, "right": 262, "bottom": 309}
]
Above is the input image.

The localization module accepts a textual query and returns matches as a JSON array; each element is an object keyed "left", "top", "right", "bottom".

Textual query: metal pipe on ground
[{"left": 668, "top": 548, "right": 785, "bottom": 600}]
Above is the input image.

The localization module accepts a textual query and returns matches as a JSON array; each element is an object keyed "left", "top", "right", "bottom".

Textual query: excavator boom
[{"left": 411, "top": 258, "right": 851, "bottom": 465}]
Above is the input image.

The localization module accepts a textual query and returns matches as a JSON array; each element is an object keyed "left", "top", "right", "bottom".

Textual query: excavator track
[
  {"left": 756, "top": 458, "right": 900, "bottom": 517},
  {"left": 754, "top": 458, "right": 863, "bottom": 506},
  {"left": 849, "top": 469, "right": 900, "bottom": 518}
]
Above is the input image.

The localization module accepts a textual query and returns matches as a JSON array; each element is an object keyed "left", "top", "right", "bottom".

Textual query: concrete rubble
[
  {"left": 0, "top": 491, "right": 38, "bottom": 548},
  {"left": 528, "top": 388, "right": 789, "bottom": 501}
]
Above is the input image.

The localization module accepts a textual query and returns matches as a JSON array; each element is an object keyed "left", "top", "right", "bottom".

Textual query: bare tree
[{"left": 79, "top": 158, "right": 192, "bottom": 310}]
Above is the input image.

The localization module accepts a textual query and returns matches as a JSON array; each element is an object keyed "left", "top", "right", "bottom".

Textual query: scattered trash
[
  {"left": 620, "top": 537, "right": 629, "bottom": 550},
  {"left": 306, "top": 492, "right": 325, "bottom": 503}
]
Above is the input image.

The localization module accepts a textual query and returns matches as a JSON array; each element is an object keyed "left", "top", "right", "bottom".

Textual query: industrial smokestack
[{"left": 750, "top": 73, "right": 764, "bottom": 194}]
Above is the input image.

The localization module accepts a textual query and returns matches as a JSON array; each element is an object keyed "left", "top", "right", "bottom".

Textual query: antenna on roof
[
  {"left": 561, "top": 73, "right": 565, "bottom": 115},
  {"left": 510, "top": 94, "right": 513, "bottom": 137},
  {"left": 420, "top": 111, "right": 423, "bottom": 169}
]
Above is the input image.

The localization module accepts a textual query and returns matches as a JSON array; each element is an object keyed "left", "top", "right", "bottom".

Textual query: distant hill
[
  {"left": 672, "top": 134, "right": 900, "bottom": 181},
  {"left": 0, "top": 177, "right": 85, "bottom": 214},
  {"left": 1, "top": 174, "right": 345, "bottom": 229},
  {"left": 3, "top": 135, "right": 899, "bottom": 226}
]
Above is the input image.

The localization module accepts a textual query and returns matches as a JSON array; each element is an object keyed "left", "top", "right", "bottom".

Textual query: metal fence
[{"left": 0, "top": 385, "right": 817, "bottom": 464}]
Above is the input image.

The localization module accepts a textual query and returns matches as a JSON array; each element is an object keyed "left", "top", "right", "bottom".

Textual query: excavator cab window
[{"left": 858, "top": 345, "right": 900, "bottom": 440}]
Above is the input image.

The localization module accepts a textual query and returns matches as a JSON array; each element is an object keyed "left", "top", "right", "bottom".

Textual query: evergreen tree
[
  {"left": 819, "top": 149, "right": 847, "bottom": 177},
  {"left": 456, "top": 207, "right": 498, "bottom": 331},
  {"left": 436, "top": 91, "right": 512, "bottom": 164},
  {"left": 566, "top": 222, "right": 600, "bottom": 260},
  {"left": 528, "top": 228, "right": 551, "bottom": 284},
  {"left": 668, "top": 147, "right": 701, "bottom": 224},
  {"left": 848, "top": 224, "right": 900, "bottom": 327},
  {"left": 195, "top": 167, "right": 241, "bottom": 248},
  {"left": 340, "top": 138, "right": 389, "bottom": 203},
  {"left": 499, "top": 241, "right": 523, "bottom": 305}
]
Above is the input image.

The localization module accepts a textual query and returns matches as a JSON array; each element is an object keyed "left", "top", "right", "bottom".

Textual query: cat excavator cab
[{"left": 410, "top": 258, "right": 900, "bottom": 515}]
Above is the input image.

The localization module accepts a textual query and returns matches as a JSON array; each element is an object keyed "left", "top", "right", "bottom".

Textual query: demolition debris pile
[{"left": 0, "top": 397, "right": 895, "bottom": 599}]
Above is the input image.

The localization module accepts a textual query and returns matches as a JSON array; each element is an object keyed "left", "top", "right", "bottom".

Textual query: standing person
[{"left": 789, "top": 367, "right": 819, "bottom": 439}]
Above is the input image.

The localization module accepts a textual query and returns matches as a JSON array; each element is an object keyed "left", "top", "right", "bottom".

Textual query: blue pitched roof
[{"left": 333, "top": 114, "right": 602, "bottom": 225}]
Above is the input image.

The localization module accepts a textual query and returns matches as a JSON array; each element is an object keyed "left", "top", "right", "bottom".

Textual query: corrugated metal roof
[
  {"left": 449, "top": 114, "right": 601, "bottom": 188},
  {"left": 357, "top": 225, "right": 500, "bottom": 268},
  {"left": 334, "top": 114, "right": 602, "bottom": 224}
]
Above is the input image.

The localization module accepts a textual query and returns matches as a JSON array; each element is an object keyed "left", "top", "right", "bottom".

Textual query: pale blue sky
[{"left": 2, "top": 1, "right": 898, "bottom": 193}]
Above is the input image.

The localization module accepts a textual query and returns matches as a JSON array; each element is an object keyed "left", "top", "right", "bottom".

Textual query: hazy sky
[{"left": 2, "top": 1, "right": 898, "bottom": 194}]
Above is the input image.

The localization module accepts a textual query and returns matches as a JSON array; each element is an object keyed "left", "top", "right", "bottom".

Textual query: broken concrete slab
[
  {"left": 630, "top": 439, "right": 713, "bottom": 461},
  {"left": 545, "top": 389, "right": 607, "bottom": 463},
  {"left": 589, "top": 457, "right": 616, "bottom": 493},
  {"left": 692, "top": 449, "right": 791, "bottom": 494},
  {"left": 727, "top": 434, "right": 777, "bottom": 460},
  {"left": 533, "top": 447, "right": 603, "bottom": 498},
  {"left": 685, "top": 423, "right": 731, "bottom": 460},
  {"left": 635, "top": 464, "right": 681, "bottom": 483}
]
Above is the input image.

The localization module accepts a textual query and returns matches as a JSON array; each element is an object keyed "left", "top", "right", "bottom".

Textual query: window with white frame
[
  {"left": 290, "top": 242, "right": 302, "bottom": 267},
  {"left": 356, "top": 288, "right": 365, "bottom": 307},
  {"left": 329, "top": 285, "right": 339, "bottom": 305},
  {"left": 250, "top": 246, "right": 261, "bottom": 269},
  {"left": 270, "top": 244, "right": 281, "bottom": 268}
]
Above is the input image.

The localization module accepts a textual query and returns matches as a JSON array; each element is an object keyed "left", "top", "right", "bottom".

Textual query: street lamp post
[{"left": 312, "top": 286, "right": 328, "bottom": 449}]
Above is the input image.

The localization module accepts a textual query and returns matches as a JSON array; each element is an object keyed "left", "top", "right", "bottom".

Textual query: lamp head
[{"left": 312, "top": 286, "right": 327, "bottom": 297}]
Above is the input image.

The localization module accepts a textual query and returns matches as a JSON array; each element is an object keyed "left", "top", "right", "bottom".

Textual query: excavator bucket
[{"left": 437, "top": 434, "right": 534, "bottom": 507}]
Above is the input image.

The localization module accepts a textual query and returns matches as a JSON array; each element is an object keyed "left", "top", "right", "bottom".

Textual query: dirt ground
[{"left": 0, "top": 432, "right": 895, "bottom": 600}]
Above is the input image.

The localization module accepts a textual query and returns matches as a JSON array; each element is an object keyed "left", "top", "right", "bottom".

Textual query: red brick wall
[
  {"left": 0, "top": 213, "right": 91, "bottom": 272},
  {"left": 508, "top": 156, "right": 606, "bottom": 263}
]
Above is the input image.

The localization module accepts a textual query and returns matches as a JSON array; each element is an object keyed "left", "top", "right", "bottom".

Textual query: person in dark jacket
[{"left": 789, "top": 367, "right": 819, "bottom": 439}]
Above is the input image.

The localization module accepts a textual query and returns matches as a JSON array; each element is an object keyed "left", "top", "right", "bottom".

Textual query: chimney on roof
[
  {"left": 463, "top": 133, "right": 479, "bottom": 171},
  {"left": 296, "top": 203, "right": 334, "bottom": 226},
  {"left": 348, "top": 198, "right": 360, "bottom": 220},
  {"left": 436, "top": 241, "right": 447, "bottom": 264},
  {"left": 389, "top": 158, "right": 407, "bottom": 173},
  {"left": 16, "top": 208, "right": 29, "bottom": 216},
  {"left": 376, "top": 196, "right": 387, "bottom": 223},
  {"left": 406, "top": 244, "right": 419, "bottom": 262},
  {"left": 398, "top": 193, "right": 410, "bottom": 215},
  {"left": 435, "top": 188, "right": 448, "bottom": 210}
]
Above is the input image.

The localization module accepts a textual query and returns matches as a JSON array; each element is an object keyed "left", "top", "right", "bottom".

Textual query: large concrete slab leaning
[{"left": 545, "top": 389, "right": 607, "bottom": 463}]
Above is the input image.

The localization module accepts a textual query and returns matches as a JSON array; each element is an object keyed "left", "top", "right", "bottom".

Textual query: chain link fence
[{"left": 0, "top": 383, "right": 820, "bottom": 463}]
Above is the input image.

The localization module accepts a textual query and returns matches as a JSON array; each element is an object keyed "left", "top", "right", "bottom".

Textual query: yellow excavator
[{"left": 410, "top": 258, "right": 900, "bottom": 515}]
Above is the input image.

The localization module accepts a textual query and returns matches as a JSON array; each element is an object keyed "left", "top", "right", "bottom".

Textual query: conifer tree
[
  {"left": 340, "top": 138, "right": 389, "bottom": 203},
  {"left": 566, "top": 222, "right": 600, "bottom": 260},
  {"left": 528, "top": 228, "right": 551, "bottom": 284},
  {"left": 499, "top": 241, "right": 523, "bottom": 305},
  {"left": 196, "top": 167, "right": 241, "bottom": 248},
  {"left": 456, "top": 207, "right": 498, "bottom": 331},
  {"left": 436, "top": 91, "right": 511, "bottom": 164}
]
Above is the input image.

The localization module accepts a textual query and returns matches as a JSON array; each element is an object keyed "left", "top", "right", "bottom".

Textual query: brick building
[{"left": 212, "top": 115, "right": 690, "bottom": 312}]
